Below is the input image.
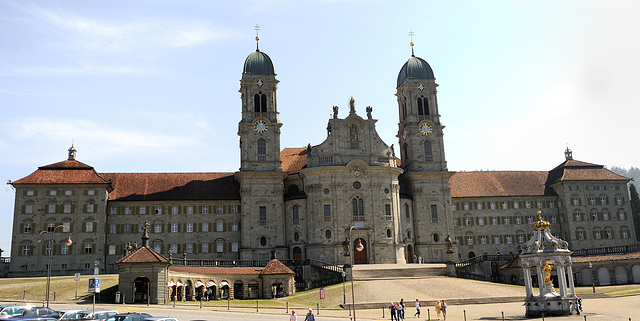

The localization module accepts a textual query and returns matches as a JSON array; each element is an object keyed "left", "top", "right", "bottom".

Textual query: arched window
[
  {"left": 325, "top": 229, "right": 332, "bottom": 240},
  {"left": 352, "top": 196, "right": 364, "bottom": 220},
  {"left": 260, "top": 236, "right": 267, "bottom": 246},
  {"left": 417, "top": 96, "right": 429, "bottom": 115},
  {"left": 254, "top": 92, "right": 267, "bottom": 112},
  {"left": 386, "top": 228, "right": 392, "bottom": 238},
  {"left": 292, "top": 205, "right": 299, "bottom": 221},
  {"left": 424, "top": 140, "right": 432, "bottom": 156},
  {"left": 257, "top": 138, "right": 266, "bottom": 155},
  {"left": 433, "top": 233, "right": 440, "bottom": 242}
]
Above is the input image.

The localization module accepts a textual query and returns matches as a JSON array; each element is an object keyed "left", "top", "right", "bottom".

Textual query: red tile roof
[
  {"left": 261, "top": 259, "right": 295, "bottom": 275},
  {"left": 546, "top": 160, "right": 629, "bottom": 185},
  {"left": 281, "top": 148, "right": 308, "bottom": 173},
  {"left": 450, "top": 171, "right": 554, "bottom": 198},
  {"left": 11, "top": 160, "right": 111, "bottom": 185},
  {"left": 102, "top": 172, "right": 240, "bottom": 201},
  {"left": 116, "top": 246, "right": 170, "bottom": 264},
  {"left": 169, "top": 266, "right": 263, "bottom": 275}
]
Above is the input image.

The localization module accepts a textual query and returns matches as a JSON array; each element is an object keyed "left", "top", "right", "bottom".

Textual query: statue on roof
[
  {"left": 349, "top": 96, "right": 356, "bottom": 115},
  {"left": 333, "top": 106, "right": 339, "bottom": 119},
  {"left": 366, "top": 106, "right": 372, "bottom": 119}
]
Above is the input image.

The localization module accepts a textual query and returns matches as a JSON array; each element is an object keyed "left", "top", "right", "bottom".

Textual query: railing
[
  {"left": 170, "top": 258, "right": 343, "bottom": 274},
  {"left": 572, "top": 244, "right": 640, "bottom": 257},
  {"left": 0, "top": 257, "right": 10, "bottom": 263}
]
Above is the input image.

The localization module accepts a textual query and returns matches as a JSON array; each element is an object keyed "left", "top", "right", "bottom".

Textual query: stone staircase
[{"left": 351, "top": 263, "right": 447, "bottom": 280}]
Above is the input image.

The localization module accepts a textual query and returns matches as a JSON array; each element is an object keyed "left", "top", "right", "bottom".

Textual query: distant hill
[{"left": 610, "top": 166, "right": 639, "bottom": 190}]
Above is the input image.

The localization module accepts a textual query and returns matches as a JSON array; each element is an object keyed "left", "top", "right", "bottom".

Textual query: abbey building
[{"left": 8, "top": 42, "right": 637, "bottom": 277}]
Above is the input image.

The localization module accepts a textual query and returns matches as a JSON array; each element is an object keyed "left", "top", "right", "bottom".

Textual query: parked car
[
  {"left": 104, "top": 313, "right": 151, "bottom": 321},
  {"left": 0, "top": 306, "right": 33, "bottom": 318},
  {"left": 57, "top": 311, "right": 91, "bottom": 321},
  {"left": 82, "top": 311, "right": 117, "bottom": 321},
  {"left": 11, "top": 308, "right": 56, "bottom": 319},
  {"left": 143, "top": 318, "right": 178, "bottom": 321}
]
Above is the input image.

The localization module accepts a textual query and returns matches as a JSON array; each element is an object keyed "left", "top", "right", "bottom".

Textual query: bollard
[
  {"left": 428, "top": 308, "right": 431, "bottom": 320},
  {"left": 584, "top": 316, "right": 587, "bottom": 321},
  {"left": 23, "top": 290, "right": 25, "bottom": 300},
  {"left": 502, "top": 311, "right": 504, "bottom": 321},
  {"left": 464, "top": 309, "right": 467, "bottom": 321},
  {"left": 123, "top": 293, "right": 126, "bottom": 305},
  {"left": 317, "top": 302, "right": 320, "bottom": 315},
  {"left": 53, "top": 292, "right": 56, "bottom": 301},
  {"left": 257, "top": 300, "right": 259, "bottom": 312},
  {"left": 286, "top": 302, "right": 289, "bottom": 313},
  {"left": 382, "top": 306, "right": 385, "bottom": 318},
  {"left": 173, "top": 294, "right": 175, "bottom": 307},
  {"left": 227, "top": 298, "right": 230, "bottom": 310},
  {"left": 542, "top": 313, "right": 545, "bottom": 321},
  {"left": 199, "top": 297, "right": 202, "bottom": 309}
]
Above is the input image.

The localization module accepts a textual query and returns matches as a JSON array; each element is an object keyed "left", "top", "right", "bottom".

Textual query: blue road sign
[{"left": 88, "top": 278, "right": 101, "bottom": 293}]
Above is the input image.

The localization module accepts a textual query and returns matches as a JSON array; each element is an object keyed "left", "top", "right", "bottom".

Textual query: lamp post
[
  {"left": 342, "top": 271, "right": 346, "bottom": 305},
  {"left": 38, "top": 226, "right": 72, "bottom": 308},
  {"left": 588, "top": 262, "right": 595, "bottom": 293},
  {"left": 348, "top": 225, "right": 365, "bottom": 321}
]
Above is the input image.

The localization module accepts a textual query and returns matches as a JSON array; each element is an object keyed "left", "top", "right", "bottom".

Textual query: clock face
[
  {"left": 420, "top": 122, "right": 433, "bottom": 136},
  {"left": 418, "top": 83, "right": 424, "bottom": 90},
  {"left": 257, "top": 79, "right": 263, "bottom": 87},
  {"left": 254, "top": 120, "right": 268, "bottom": 133},
  {"left": 402, "top": 129, "right": 407, "bottom": 139}
]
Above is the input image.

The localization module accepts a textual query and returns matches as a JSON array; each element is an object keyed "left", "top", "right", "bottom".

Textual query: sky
[{"left": 1, "top": 0, "right": 639, "bottom": 255}]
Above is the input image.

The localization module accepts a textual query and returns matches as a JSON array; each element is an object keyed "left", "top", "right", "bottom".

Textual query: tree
[{"left": 630, "top": 183, "right": 640, "bottom": 241}]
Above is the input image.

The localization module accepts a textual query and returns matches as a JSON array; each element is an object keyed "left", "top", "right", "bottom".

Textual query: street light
[
  {"left": 341, "top": 271, "right": 346, "bottom": 305},
  {"left": 348, "top": 226, "right": 365, "bottom": 321},
  {"left": 588, "top": 262, "right": 595, "bottom": 293},
  {"left": 38, "top": 226, "right": 72, "bottom": 308}
]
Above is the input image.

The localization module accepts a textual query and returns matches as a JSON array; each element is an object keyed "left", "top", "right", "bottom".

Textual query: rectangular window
[
  {"left": 125, "top": 224, "right": 132, "bottom": 233},
  {"left": 513, "top": 202, "right": 519, "bottom": 209},
  {"left": 154, "top": 244, "right": 162, "bottom": 253},
  {"left": 48, "top": 223, "right": 55, "bottom": 232},
  {"left": 478, "top": 218, "right": 484, "bottom": 226},
  {"left": 86, "top": 204, "right": 94, "bottom": 213},
  {"left": 87, "top": 190, "right": 95, "bottom": 196},
  {"left": 549, "top": 201, "right": 555, "bottom": 208},
  {"left": 232, "top": 242, "right": 238, "bottom": 252},
  {"left": 63, "top": 204, "right": 71, "bottom": 213},
  {"left": 187, "top": 206, "right": 193, "bottom": 215},
  {"left": 537, "top": 201, "right": 543, "bottom": 208},
  {"left": 231, "top": 222, "right": 238, "bottom": 231},
  {"left": 25, "top": 204, "right": 33, "bottom": 214},
  {"left": 603, "top": 212, "right": 609, "bottom": 220},
  {"left": 551, "top": 216, "right": 557, "bottom": 223},
  {"left": 171, "top": 244, "right": 177, "bottom": 253},
  {"left": 504, "top": 217, "right": 510, "bottom": 225},
  {"left": 405, "top": 205, "right": 410, "bottom": 219},
  {"left": 595, "top": 231, "right": 601, "bottom": 240},
  {"left": 572, "top": 198, "right": 579, "bottom": 206},
  {"left": 494, "top": 236, "right": 500, "bottom": 244},
  {"left": 110, "top": 224, "right": 116, "bottom": 234},
  {"left": 110, "top": 207, "right": 117, "bottom": 215},
  {"left": 217, "top": 206, "right": 224, "bottom": 214},
  {"left": 50, "top": 190, "right": 57, "bottom": 196},
  {"left": 518, "top": 235, "right": 525, "bottom": 243},
  {"left": 217, "top": 222, "right": 223, "bottom": 231},
  {"left": 492, "top": 218, "right": 498, "bottom": 225},
  {"left": 202, "top": 206, "right": 209, "bottom": 214},
  {"left": 477, "top": 202, "right": 483, "bottom": 210},
  {"left": 187, "top": 223, "right": 193, "bottom": 232},
  {"left": 506, "top": 235, "right": 512, "bottom": 244},
  {"left": 139, "top": 224, "right": 144, "bottom": 233},
  {"left": 24, "top": 223, "right": 32, "bottom": 233},
  {"left": 385, "top": 204, "right": 392, "bottom": 221},
  {"left": 619, "top": 212, "right": 626, "bottom": 220},
  {"left": 202, "top": 223, "right": 209, "bottom": 232},
  {"left": 463, "top": 203, "right": 469, "bottom": 211},
  {"left": 84, "top": 244, "right": 93, "bottom": 254},
  {"left": 139, "top": 207, "right": 146, "bottom": 215},
  {"left": 452, "top": 219, "right": 458, "bottom": 226},
  {"left": 465, "top": 218, "right": 471, "bottom": 226},
  {"left": 27, "top": 190, "right": 34, "bottom": 196},
  {"left": 490, "top": 202, "right": 496, "bottom": 210},
  {"left": 45, "top": 244, "right": 52, "bottom": 256},
  {"left": 61, "top": 244, "right": 69, "bottom": 255},
  {"left": 467, "top": 236, "right": 473, "bottom": 245},
  {"left": 155, "top": 206, "right": 162, "bottom": 215},
  {"left": 576, "top": 213, "right": 582, "bottom": 221},
  {"left": 452, "top": 204, "right": 456, "bottom": 211},
  {"left": 202, "top": 243, "right": 209, "bottom": 253},
  {"left": 22, "top": 245, "right": 30, "bottom": 256},
  {"left": 601, "top": 197, "right": 607, "bottom": 205},
  {"left": 622, "top": 230, "right": 629, "bottom": 239},
  {"left": 589, "top": 198, "right": 596, "bottom": 206},
  {"left": 324, "top": 204, "right": 331, "bottom": 221},
  {"left": 217, "top": 242, "right": 224, "bottom": 253},
  {"left": 125, "top": 207, "right": 132, "bottom": 215},
  {"left": 171, "top": 224, "right": 178, "bottom": 233},
  {"left": 155, "top": 224, "right": 162, "bottom": 233},
  {"left": 577, "top": 231, "right": 584, "bottom": 240},
  {"left": 85, "top": 222, "right": 93, "bottom": 233},
  {"left": 605, "top": 230, "right": 612, "bottom": 239},
  {"left": 526, "top": 201, "right": 531, "bottom": 208},
  {"left": 231, "top": 205, "right": 238, "bottom": 213},
  {"left": 616, "top": 197, "right": 623, "bottom": 205},
  {"left": 259, "top": 206, "right": 267, "bottom": 224},
  {"left": 64, "top": 190, "right": 72, "bottom": 196},
  {"left": 172, "top": 206, "right": 178, "bottom": 215},
  {"left": 502, "top": 202, "right": 508, "bottom": 209},
  {"left": 62, "top": 222, "right": 70, "bottom": 232},
  {"left": 527, "top": 216, "right": 533, "bottom": 224},
  {"left": 592, "top": 213, "right": 598, "bottom": 221},
  {"left": 480, "top": 236, "right": 486, "bottom": 244},
  {"left": 108, "top": 245, "right": 116, "bottom": 255},
  {"left": 186, "top": 243, "right": 193, "bottom": 253},
  {"left": 430, "top": 205, "right": 438, "bottom": 219},
  {"left": 48, "top": 204, "right": 56, "bottom": 214}
]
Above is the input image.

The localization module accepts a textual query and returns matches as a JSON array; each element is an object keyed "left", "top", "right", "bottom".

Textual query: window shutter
[
  {"left": 93, "top": 222, "right": 97, "bottom": 233},
  {"left": 19, "top": 224, "right": 24, "bottom": 233},
  {"left": 21, "top": 205, "right": 25, "bottom": 214},
  {"left": 223, "top": 222, "right": 228, "bottom": 232}
]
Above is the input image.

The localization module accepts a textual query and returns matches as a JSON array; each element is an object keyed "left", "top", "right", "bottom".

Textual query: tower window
[
  {"left": 352, "top": 197, "right": 364, "bottom": 220},
  {"left": 254, "top": 92, "right": 267, "bottom": 112},
  {"left": 259, "top": 206, "right": 267, "bottom": 225},
  {"left": 424, "top": 140, "right": 432, "bottom": 156},
  {"left": 292, "top": 205, "right": 299, "bottom": 221},
  {"left": 257, "top": 138, "right": 266, "bottom": 155},
  {"left": 417, "top": 96, "right": 429, "bottom": 115}
]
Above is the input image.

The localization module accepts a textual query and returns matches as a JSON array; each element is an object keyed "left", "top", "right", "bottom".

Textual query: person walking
[
  {"left": 290, "top": 310, "right": 297, "bottom": 321},
  {"left": 441, "top": 300, "right": 447, "bottom": 320},
  {"left": 435, "top": 300, "right": 441, "bottom": 320},
  {"left": 414, "top": 299, "right": 421, "bottom": 318},
  {"left": 304, "top": 308, "right": 315, "bottom": 321},
  {"left": 399, "top": 299, "right": 406, "bottom": 320},
  {"left": 396, "top": 301, "right": 404, "bottom": 320},
  {"left": 390, "top": 303, "right": 397, "bottom": 321}
]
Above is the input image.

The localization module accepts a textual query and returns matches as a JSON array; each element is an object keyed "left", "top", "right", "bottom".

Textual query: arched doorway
[
  {"left": 220, "top": 281, "right": 230, "bottom": 299},
  {"left": 293, "top": 246, "right": 302, "bottom": 265},
  {"left": 185, "top": 280, "right": 193, "bottom": 301},
  {"left": 598, "top": 267, "right": 611, "bottom": 285},
  {"left": 614, "top": 266, "right": 628, "bottom": 284},
  {"left": 407, "top": 245, "right": 413, "bottom": 263},
  {"left": 195, "top": 281, "right": 205, "bottom": 301},
  {"left": 632, "top": 265, "right": 640, "bottom": 283},
  {"left": 176, "top": 281, "right": 184, "bottom": 301},
  {"left": 248, "top": 280, "right": 259, "bottom": 299},
  {"left": 354, "top": 238, "right": 367, "bottom": 264},
  {"left": 468, "top": 251, "right": 476, "bottom": 259},
  {"left": 233, "top": 281, "right": 244, "bottom": 299},
  {"left": 206, "top": 281, "right": 217, "bottom": 300},
  {"left": 271, "top": 283, "right": 284, "bottom": 298},
  {"left": 133, "top": 277, "right": 150, "bottom": 303}
]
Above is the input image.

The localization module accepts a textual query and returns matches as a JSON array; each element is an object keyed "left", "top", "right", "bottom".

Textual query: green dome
[
  {"left": 397, "top": 55, "right": 435, "bottom": 87},
  {"left": 243, "top": 50, "right": 275, "bottom": 75}
]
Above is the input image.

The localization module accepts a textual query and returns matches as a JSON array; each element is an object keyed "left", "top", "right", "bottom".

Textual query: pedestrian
[
  {"left": 435, "top": 300, "right": 441, "bottom": 320},
  {"left": 390, "top": 303, "right": 397, "bottom": 321},
  {"left": 399, "top": 299, "right": 406, "bottom": 320},
  {"left": 418, "top": 256, "right": 422, "bottom": 264},
  {"left": 396, "top": 302, "right": 404, "bottom": 320},
  {"left": 414, "top": 299, "right": 421, "bottom": 318},
  {"left": 290, "top": 310, "right": 297, "bottom": 321},
  {"left": 441, "top": 300, "right": 447, "bottom": 320},
  {"left": 304, "top": 308, "right": 315, "bottom": 321},
  {"left": 413, "top": 254, "right": 417, "bottom": 263},
  {"left": 576, "top": 296, "right": 582, "bottom": 315}
]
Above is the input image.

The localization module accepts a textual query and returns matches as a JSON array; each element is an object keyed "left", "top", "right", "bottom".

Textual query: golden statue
[{"left": 543, "top": 261, "right": 553, "bottom": 285}]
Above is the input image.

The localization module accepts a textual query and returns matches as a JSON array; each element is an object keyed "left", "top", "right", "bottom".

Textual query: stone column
[
  {"left": 536, "top": 263, "right": 545, "bottom": 296},
  {"left": 523, "top": 266, "right": 533, "bottom": 298},
  {"left": 557, "top": 264, "right": 567, "bottom": 297},
  {"left": 566, "top": 265, "right": 576, "bottom": 296},
  {"left": 182, "top": 284, "right": 186, "bottom": 301}
]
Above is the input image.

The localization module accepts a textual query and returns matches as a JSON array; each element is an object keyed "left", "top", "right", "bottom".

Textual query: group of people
[
  {"left": 289, "top": 308, "right": 315, "bottom": 321},
  {"left": 390, "top": 299, "right": 447, "bottom": 320}
]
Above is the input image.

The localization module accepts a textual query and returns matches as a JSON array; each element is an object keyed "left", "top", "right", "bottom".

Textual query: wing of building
[{"left": 7, "top": 42, "right": 637, "bottom": 277}]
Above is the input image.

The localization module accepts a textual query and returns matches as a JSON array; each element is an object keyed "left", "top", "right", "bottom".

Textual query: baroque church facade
[{"left": 7, "top": 41, "right": 637, "bottom": 277}]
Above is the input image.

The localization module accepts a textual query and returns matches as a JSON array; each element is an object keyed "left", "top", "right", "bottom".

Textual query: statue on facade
[
  {"left": 142, "top": 221, "right": 150, "bottom": 238},
  {"left": 332, "top": 106, "right": 338, "bottom": 119},
  {"left": 543, "top": 261, "right": 553, "bottom": 285},
  {"left": 349, "top": 96, "right": 356, "bottom": 115},
  {"left": 366, "top": 106, "right": 373, "bottom": 119},
  {"left": 445, "top": 235, "right": 454, "bottom": 253}
]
